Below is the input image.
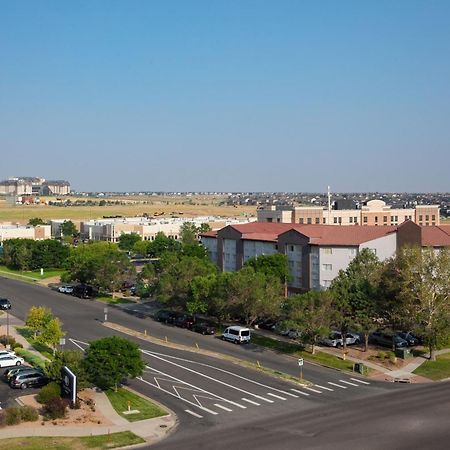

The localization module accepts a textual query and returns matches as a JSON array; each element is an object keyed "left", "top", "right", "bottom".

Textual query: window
[
  {"left": 354, "top": 217, "right": 358, "bottom": 223},
  {"left": 322, "top": 264, "right": 332, "bottom": 271},
  {"left": 299, "top": 218, "right": 304, "bottom": 224},
  {"left": 290, "top": 245, "right": 294, "bottom": 252},
  {"left": 375, "top": 216, "right": 378, "bottom": 223},
  {"left": 338, "top": 217, "right": 342, "bottom": 224},
  {"left": 323, "top": 248, "right": 333, "bottom": 255},
  {"left": 432, "top": 215, "right": 436, "bottom": 221},
  {"left": 391, "top": 216, "right": 394, "bottom": 222},
  {"left": 349, "top": 217, "right": 353, "bottom": 223},
  {"left": 323, "top": 218, "right": 326, "bottom": 224},
  {"left": 277, "top": 218, "right": 280, "bottom": 223},
  {"left": 419, "top": 215, "right": 423, "bottom": 221},
  {"left": 395, "top": 216, "right": 398, "bottom": 222},
  {"left": 267, "top": 218, "right": 273, "bottom": 223},
  {"left": 426, "top": 215, "right": 429, "bottom": 221},
  {"left": 349, "top": 248, "right": 357, "bottom": 256},
  {"left": 274, "top": 244, "right": 278, "bottom": 250},
  {"left": 334, "top": 217, "right": 338, "bottom": 224},
  {"left": 315, "top": 217, "right": 320, "bottom": 224},
  {"left": 322, "top": 280, "right": 332, "bottom": 288},
  {"left": 383, "top": 216, "right": 387, "bottom": 223},
  {"left": 307, "top": 218, "right": 312, "bottom": 224},
  {"left": 363, "top": 216, "right": 368, "bottom": 223}
]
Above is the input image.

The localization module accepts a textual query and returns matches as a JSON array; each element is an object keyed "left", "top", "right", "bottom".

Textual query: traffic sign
[{"left": 298, "top": 358, "right": 304, "bottom": 367}]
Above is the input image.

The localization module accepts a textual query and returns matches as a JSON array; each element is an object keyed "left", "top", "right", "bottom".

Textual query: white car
[
  {"left": 0, "top": 355, "right": 24, "bottom": 368},
  {"left": 320, "top": 331, "right": 360, "bottom": 347},
  {"left": 0, "top": 350, "right": 16, "bottom": 358},
  {"left": 58, "top": 285, "right": 74, "bottom": 294}
]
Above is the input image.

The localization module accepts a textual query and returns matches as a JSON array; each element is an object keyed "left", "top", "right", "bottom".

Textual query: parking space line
[
  {"left": 214, "top": 404, "right": 233, "bottom": 412},
  {"left": 303, "top": 386, "right": 322, "bottom": 393},
  {"left": 328, "top": 382, "right": 347, "bottom": 389},
  {"left": 185, "top": 409, "right": 203, "bottom": 418},
  {"left": 242, "top": 398, "right": 261, "bottom": 406},
  {"left": 339, "top": 380, "right": 359, "bottom": 387},
  {"left": 314, "top": 384, "right": 334, "bottom": 391},
  {"left": 267, "top": 393, "right": 286, "bottom": 400},
  {"left": 291, "top": 388, "right": 310, "bottom": 396},
  {"left": 350, "top": 378, "right": 370, "bottom": 385}
]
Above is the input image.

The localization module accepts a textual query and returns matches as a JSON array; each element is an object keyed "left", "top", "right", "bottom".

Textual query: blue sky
[{"left": 1, "top": 1, "right": 449, "bottom": 192}]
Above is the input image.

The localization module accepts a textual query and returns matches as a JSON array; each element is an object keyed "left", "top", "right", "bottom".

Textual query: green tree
[
  {"left": 83, "top": 336, "right": 144, "bottom": 391},
  {"left": 2, "top": 239, "right": 34, "bottom": 270},
  {"left": 148, "top": 232, "right": 182, "bottom": 257},
  {"left": 44, "top": 350, "right": 90, "bottom": 391},
  {"left": 118, "top": 233, "right": 142, "bottom": 252},
  {"left": 198, "top": 223, "right": 212, "bottom": 233},
  {"left": 283, "top": 291, "right": 333, "bottom": 354},
  {"left": 28, "top": 217, "right": 46, "bottom": 226},
  {"left": 393, "top": 246, "right": 450, "bottom": 360},
  {"left": 136, "top": 263, "right": 158, "bottom": 298},
  {"left": 25, "top": 306, "right": 53, "bottom": 339},
  {"left": 187, "top": 274, "right": 217, "bottom": 316},
  {"left": 37, "top": 318, "right": 65, "bottom": 355},
  {"left": 60, "top": 220, "right": 77, "bottom": 238},
  {"left": 244, "top": 254, "right": 291, "bottom": 285},
  {"left": 180, "top": 222, "right": 198, "bottom": 246}
]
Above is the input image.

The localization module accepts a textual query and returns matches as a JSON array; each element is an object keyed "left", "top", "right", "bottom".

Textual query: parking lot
[{"left": 0, "top": 367, "right": 43, "bottom": 409}]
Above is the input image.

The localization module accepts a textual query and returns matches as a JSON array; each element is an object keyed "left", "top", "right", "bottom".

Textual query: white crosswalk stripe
[
  {"left": 303, "top": 386, "right": 323, "bottom": 393},
  {"left": 314, "top": 384, "right": 334, "bottom": 391},
  {"left": 267, "top": 393, "right": 286, "bottom": 400},
  {"left": 242, "top": 398, "right": 261, "bottom": 406},
  {"left": 214, "top": 404, "right": 233, "bottom": 412},
  {"left": 339, "top": 379, "right": 359, "bottom": 387},
  {"left": 291, "top": 388, "right": 310, "bottom": 396},
  {"left": 328, "top": 382, "right": 347, "bottom": 389},
  {"left": 350, "top": 377, "right": 371, "bottom": 385}
]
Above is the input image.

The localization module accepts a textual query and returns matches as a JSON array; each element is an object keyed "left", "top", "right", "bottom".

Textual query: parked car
[
  {"left": 256, "top": 319, "right": 277, "bottom": 331},
  {"left": 9, "top": 371, "right": 49, "bottom": 389},
  {"left": 0, "top": 350, "right": 16, "bottom": 358},
  {"left": 174, "top": 314, "right": 195, "bottom": 329},
  {"left": 369, "top": 331, "right": 408, "bottom": 349},
  {"left": 221, "top": 326, "right": 251, "bottom": 344},
  {"left": 320, "top": 331, "right": 360, "bottom": 347},
  {"left": 279, "top": 328, "right": 301, "bottom": 339},
  {"left": 57, "top": 285, "right": 74, "bottom": 294},
  {"left": 72, "top": 284, "right": 96, "bottom": 299},
  {"left": 154, "top": 310, "right": 179, "bottom": 324},
  {"left": 0, "top": 355, "right": 24, "bottom": 368},
  {"left": 0, "top": 298, "right": 11, "bottom": 310},
  {"left": 397, "top": 331, "right": 420, "bottom": 346},
  {"left": 3, "top": 366, "right": 43, "bottom": 382},
  {"left": 192, "top": 321, "right": 216, "bottom": 335}
]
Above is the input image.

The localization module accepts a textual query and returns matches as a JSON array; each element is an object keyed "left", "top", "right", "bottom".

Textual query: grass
[
  {"left": 96, "top": 296, "right": 134, "bottom": 305},
  {"left": 0, "top": 431, "right": 145, "bottom": 450},
  {"left": 16, "top": 326, "right": 54, "bottom": 361},
  {"left": 105, "top": 388, "right": 167, "bottom": 422},
  {"left": 0, "top": 265, "right": 64, "bottom": 281},
  {"left": 413, "top": 352, "right": 450, "bottom": 380},
  {"left": 251, "top": 333, "right": 355, "bottom": 372}
]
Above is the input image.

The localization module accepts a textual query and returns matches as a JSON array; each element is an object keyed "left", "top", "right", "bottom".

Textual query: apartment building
[
  {"left": 0, "top": 223, "right": 51, "bottom": 243},
  {"left": 258, "top": 200, "right": 440, "bottom": 227},
  {"left": 0, "top": 177, "right": 71, "bottom": 196},
  {"left": 200, "top": 221, "right": 449, "bottom": 293}
]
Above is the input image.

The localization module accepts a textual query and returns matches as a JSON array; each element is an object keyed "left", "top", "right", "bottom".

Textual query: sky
[{"left": 1, "top": 0, "right": 450, "bottom": 193}]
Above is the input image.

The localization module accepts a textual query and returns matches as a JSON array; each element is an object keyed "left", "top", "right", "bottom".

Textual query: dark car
[
  {"left": 0, "top": 298, "right": 11, "bottom": 310},
  {"left": 154, "top": 310, "right": 179, "bottom": 324},
  {"left": 192, "top": 321, "right": 216, "bottom": 335},
  {"left": 397, "top": 332, "right": 420, "bottom": 346},
  {"left": 369, "top": 331, "right": 408, "bottom": 349},
  {"left": 3, "top": 366, "right": 43, "bottom": 382},
  {"left": 257, "top": 319, "right": 277, "bottom": 331},
  {"left": 174, "top": 314, "right": 195, "bottom": 329},
  {"left": 10, "top": 371, "right": 49, "bottom": 389}
]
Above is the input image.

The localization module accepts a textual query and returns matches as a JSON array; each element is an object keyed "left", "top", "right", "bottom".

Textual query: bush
[
  {"left": 377, "top": 351, "right": 387, "bottom": 360},
  {"left": 0, "top": 335, "right": 18, "bottom": 348},
  {"left": 14, "top": 348, "right": 46, "bottom": 369},
  {"left": 37, "top": 381, "right": 61, "bottom": 404},
  {"left": 388, "top": 351, "right": 398, "bottom": 364},
  {"left": 5, "top": 407, "right": 22, "bottom": 425},
  {"left": 20, "top": 405, "right": 39, "bottom": 422},
  {"left": 43, "top": 397, "right": 68, "bottom": 420}
]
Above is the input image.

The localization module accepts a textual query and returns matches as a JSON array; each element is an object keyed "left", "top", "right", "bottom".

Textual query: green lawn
[
  {"left": 414, "top": 352, "right": 450, "bottom": 380},
  {"left": 0, "top": 431, "right": 144, "bottom": 450},
  {"left": 96, "top": 296, "right": 134, "bottom": 305},
  {"left": 105, "top": 388, "right": 168, "bottom": 422},
  {"left": 251, "top": 333, "right": 355, "bottom": 372},
  {"left": 0, "top": 265, "right": 64, "bottom": 281}
]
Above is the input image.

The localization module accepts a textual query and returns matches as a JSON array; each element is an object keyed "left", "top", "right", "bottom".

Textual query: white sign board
[{"left": 298, "top": 358, "right": 304, "bottom": 367}]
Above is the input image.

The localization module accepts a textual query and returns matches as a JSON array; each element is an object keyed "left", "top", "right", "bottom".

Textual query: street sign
[
  {"left": 61, "top": 366, "right": 77, "bottom": 405},
  {"left": 59, "top": 338, "right": 66, "bottom": 346},
  {"left": 298, "top": 358, "right": 304, "bottom": 367},
  {"left": 104, "top": 307, "right": 108, "bottom": 314}
]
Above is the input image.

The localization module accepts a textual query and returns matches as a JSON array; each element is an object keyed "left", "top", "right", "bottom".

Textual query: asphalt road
[{"left": 1, "top": 276, "right": 446, "bottom": 449}]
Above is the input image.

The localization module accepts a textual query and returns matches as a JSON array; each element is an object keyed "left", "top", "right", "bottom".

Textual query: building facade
[
  {"left": 0, "top": 177, "right": 71, "bottom": 196},
  {"left": 0, "top": 224, "right": 51, "bottom": 243}
]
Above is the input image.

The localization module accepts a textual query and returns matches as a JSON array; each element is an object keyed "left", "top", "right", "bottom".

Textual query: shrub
[
  {"left": 37, "top": 381, "right": 61, "bottom": 404},
  {"left": 388, "top": 351, "right": 398, "bottom": 364},
  {"left": 13, "top": 348, "right": 46, "bottom": 369},
  {"left": 5, "top": 407, "right": 22, "bottom": 425},
  {"left": 0, "top": 335, "right": 18, "bottom": 348},
  {"left": 377, "top": 351, "right": 387, "bottom": 360},
  {"left": 13, "top": 343, "right": 23, "bottom": 350},
  {"left": 20, "top": 405, "right": 39, "bottom": 422},
  {"left": 43, "top": 397, "right": 68, "bottom": 420}
]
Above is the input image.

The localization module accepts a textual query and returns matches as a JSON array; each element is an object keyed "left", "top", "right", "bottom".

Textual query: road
[{"left": 1, "top": 276, "right": 447, "bottom": 449}]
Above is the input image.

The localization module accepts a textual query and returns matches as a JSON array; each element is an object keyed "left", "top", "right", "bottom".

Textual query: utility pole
[{"left": 327, "top": 186, "right": 331, "bottom": 224}]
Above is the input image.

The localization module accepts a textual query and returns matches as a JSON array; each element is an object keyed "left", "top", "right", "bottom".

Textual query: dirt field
[{"left": 0, "top": 195, "right": 256, "bottom": 223}]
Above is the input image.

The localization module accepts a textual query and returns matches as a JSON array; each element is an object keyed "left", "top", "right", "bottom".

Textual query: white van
[{"left": 221, "top": 326, "right": 251, "bottom": 344}]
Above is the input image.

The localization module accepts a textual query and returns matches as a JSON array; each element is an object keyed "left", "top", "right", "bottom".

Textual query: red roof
[
  {"left": 421, "top": 225, "right": 450, "bottom": 247},
  {"left": 199, "top": 230, "right": 218, "bottom": 238}
]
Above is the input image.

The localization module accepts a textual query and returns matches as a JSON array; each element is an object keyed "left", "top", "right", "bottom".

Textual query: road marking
[
  {"left": 214, "top": 404, "right": 233, "bottom": 412},
  {"left": 339, "top": 379, "right": 359, "bottom": 387},
  {"left": 350, "top": 378, "right": 370, "bottom": 385},
  {"left": 328, "top": 382, "right": 347, "bottom": 389},
  {"left": 185, "top": 409, "right": 203, "bottom": 418},
  {"left": 141, "top": 349, "right": 298, "bottom": 398},
  {"left": 303, "top": 386, "right": 322, "bottom": 394},
  {"left": 242, "top": 398, "right": 261, "bottom": 406},
  {"left": 291, "top": 388, "right": 310, "bottom": 396},
  {"left": 314, "top": 384, "right": 334, "bottom": 391},
  {"left": 267, "top": 393, "right": 286, "bottom": 400}
]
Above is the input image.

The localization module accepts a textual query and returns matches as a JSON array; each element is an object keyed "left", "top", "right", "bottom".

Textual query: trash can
[
  {"left": 354, "top": 363, "right": 366, "bottom": 375},
  {"left": 395, "top": 348, "right": 412, "bottom": 359}
]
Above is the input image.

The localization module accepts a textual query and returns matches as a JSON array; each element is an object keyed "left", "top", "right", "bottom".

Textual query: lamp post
[{"left": 6, "top": 309, "right": 10, "bottom": 349}]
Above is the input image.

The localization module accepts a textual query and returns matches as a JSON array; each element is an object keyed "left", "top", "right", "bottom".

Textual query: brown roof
[
  {"left": 199, "top": 230, "right": 218, "bottom": 238},
  {"left": 421, "top": 225, "right": 450, "bottom": 247}
]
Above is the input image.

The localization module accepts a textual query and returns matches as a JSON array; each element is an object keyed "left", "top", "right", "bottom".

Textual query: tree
[
  {"left": 136, "top": 263, "right": 158, "bottom": 298},
  {"left": 44, "top": 350, "right": 90, "bottom": 391},
  {"left": 25, "top": 306, "right": 53, "bottom": 339},
  {"left": 28, "top": 217, "right": 46, "bottom": 226},
  {"left": 187, "top": 274, "right": 217, "bottom": 316},
  {"left": 283, "top": 291, "right": 333, "bottom": 354},
  {"left": 83, "top": 336, "right": 144, "bottom": 391},
  {"left": 198, "top": 223, "right": 212, "bottom": 233},
  {"left": 180, "top": 222, "right": 198, "bottom": 246},
  {"left": 60, "top": 220, "right": 77, "bottom": 238},
  {"left": 118, "top": 233, "right": 141, "bottom": 252},
  {"left": 393, "top": 246, "right": 450, "bottom": 360},
  {"left": 244, "top": 254, "right": 291, "bottom": 285},
  {"left": 330, "top": 248, "right": 382, "bottom": 352},
  {"left": 37, "top": 318, "right": 65, "bottom": 355}
]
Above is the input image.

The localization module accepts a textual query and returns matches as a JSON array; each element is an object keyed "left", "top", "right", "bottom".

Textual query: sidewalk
[{"left": 0, "top": 312, "right": 177, "bottom": 445}]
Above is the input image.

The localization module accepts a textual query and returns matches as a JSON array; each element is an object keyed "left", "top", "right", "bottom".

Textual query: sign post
[
  {"left": 61, "top": 366, "right": 77, "bottom": 407},
  {"left": 298, "top": 358, "right": 304, "bottom": 381},
  {"left": 104, "top": 307, "right": 108, "bottom": 322}
]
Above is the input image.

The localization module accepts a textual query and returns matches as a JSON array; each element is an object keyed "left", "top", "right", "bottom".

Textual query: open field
[
  {"left": 413, "top": 352, "right": 450, "bottom": 380},
  {"left": 0, "top": 195, "right": 256, "bottom": 222}
]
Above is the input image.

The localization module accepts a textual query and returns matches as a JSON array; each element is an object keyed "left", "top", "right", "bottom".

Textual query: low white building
[{"left": 0, "top": 223, "right": 51, "bottom": 243}]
